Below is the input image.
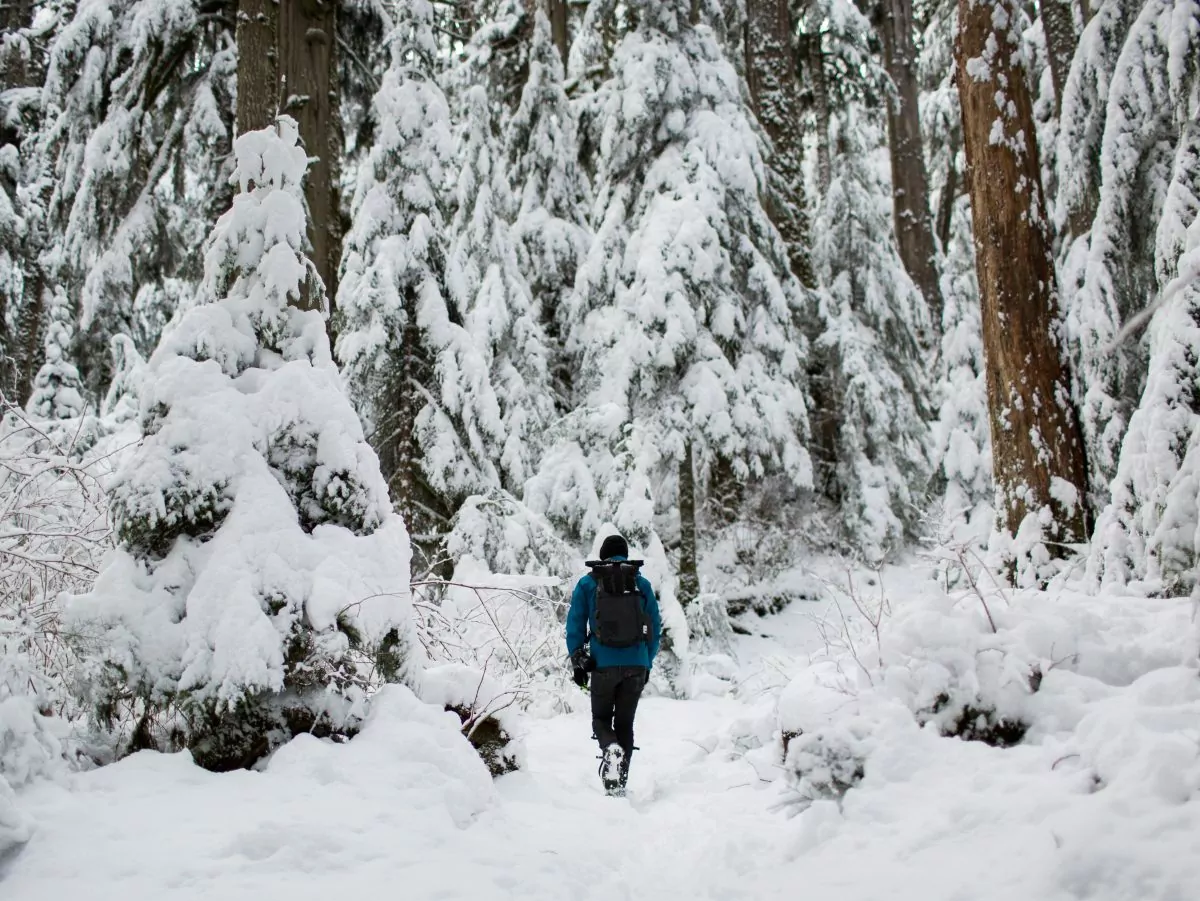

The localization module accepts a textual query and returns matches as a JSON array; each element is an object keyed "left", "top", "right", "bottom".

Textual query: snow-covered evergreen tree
[
  {"left": 1058, "top": 0, "right": 1200, "bottom": 505},
  {"left": 1089, "top": 62, "right": 1200, "bottom": 591},
  {"left": 811, "top": 105, "right": 933, "bottom": 560},
  {"left": 931, "top": 194, "right": 992, "bottom": 543},
  {"left": 37, "top": 0, "right": 235, "bottom": 399},
  {"left": 536, "top": 0, "right": 813, "bottom": 550},
  {"left": 69, "top": 120, "right": 418, "bottom": 770},
  {"left": 336, "top": 0, "right": 468, "bottom": 542},
  {"left": 1054, "top": 0, "right": 1143, "bottom": 242},
  {"left": 506, "top": 9, "right": 592, "bottom": 407},
  {"left": 25, "top": 286, "right": 84, "bottom": 420},
  {"left": 446, "top": 84, "right": 553, "bottom": 496}
]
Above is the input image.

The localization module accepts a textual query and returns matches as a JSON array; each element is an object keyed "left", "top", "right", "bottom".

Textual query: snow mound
[
  {"left": 774, "top": 575, "right": 1200, "bottom": 898},
  {"left": 0, "top": 683, "right": 494, "bottom": 896},
  {"left": 419, "top": 663, "right": 526, "bottom": 777}
]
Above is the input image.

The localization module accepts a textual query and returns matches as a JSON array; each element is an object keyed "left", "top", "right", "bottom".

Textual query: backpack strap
[{"left": 585, "top": 559, "right": 643, "bottom": 596}]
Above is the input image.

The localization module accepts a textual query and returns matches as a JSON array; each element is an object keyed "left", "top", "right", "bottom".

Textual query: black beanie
[{"left": 598, "top": 534, "right": 629, "bottom": 560}]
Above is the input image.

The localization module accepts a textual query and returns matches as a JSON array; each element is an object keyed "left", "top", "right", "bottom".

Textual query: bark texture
[
  {"left": 547, "top": 0, "right": 570, "bottom": 66},
  {"left": 956, "top": 0, "right": 1089, "bottom": 545},
  {"left": 1041, "top": 0, "right": 1078, "bottom": 116},
  {"left": 278, "top": 0, "right": 340, "bottom": 314},
  {"left": 1, "top": 0, "right": 41, "bottom": 404},
  {"left": 745, "top": 0, "right": 815, "bottom": 287},
  {"left": 935, "top": 133, "right": 959, "bottom": 250},
  {"left": 800, "top": 29, "right": 832, "bottom": 196},
  {"left": 237, "top": 1, "right": 339, "bottom": 315},
  {"left": 677, "top": 443, "right": 699, "bottom": 608},
  {"left": 877, "top": 0, "right": 943, "bottom": 321},
  {"left": 236, "top": 0, "right": 278, "bottom": 134}
]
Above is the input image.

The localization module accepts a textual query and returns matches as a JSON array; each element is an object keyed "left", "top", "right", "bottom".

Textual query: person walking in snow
[{"left": 566, "top": 533, "right": 662, "bottom": 796}]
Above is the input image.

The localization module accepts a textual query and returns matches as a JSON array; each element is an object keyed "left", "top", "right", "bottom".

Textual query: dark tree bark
[
  {"left": 677, "top": 443, "right": 699, "bottom": 608},
  {"left": 547, "top": 0, "right": 569, "bottom": 66},
  {"left": 235, "top": 0, "right": 279, "bottom": 135},
  {"left": 956, "top": 0, "right": 1089, "bottom": 546},
  {"left": 1041, "top": 0, "right": 1078, "bottom": 116},
  {"left": 799, "top": 29, "right": 832, "bottom": 196},
  {"left": 876, "top": 0, "right": 943, "bottom": 322},
  {"left": 237, "top": 1, "right": 340, "bottom": 316},
  {"left": 935, "top": 133, "right": 959, "bottom": 250},
  {"left": 1, "top": 0, "right": 42, "bottom": 403},
  {"left": 279, "top": 0, "right": 341, "bottom": 315},
  {"left": 745, "top": 0, "right": 815, "bottom": 287}
]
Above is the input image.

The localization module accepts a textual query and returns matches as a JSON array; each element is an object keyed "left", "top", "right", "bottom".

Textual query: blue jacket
[{"left": 566, "top": 557, "right": 662, "bottom": 670}]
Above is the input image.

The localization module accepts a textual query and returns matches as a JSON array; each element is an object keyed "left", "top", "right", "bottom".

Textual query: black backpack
[{"left": 587, "top": 559, "right": 651, "bottom": 649}]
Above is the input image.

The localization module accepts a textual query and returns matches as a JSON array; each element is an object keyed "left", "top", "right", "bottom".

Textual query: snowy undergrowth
[
  {"left": 3, "top": 556, "right": 1198, "bottom": 901},
  {"left": 769, "top": 558, "right": 1200, "bottom": 899}
]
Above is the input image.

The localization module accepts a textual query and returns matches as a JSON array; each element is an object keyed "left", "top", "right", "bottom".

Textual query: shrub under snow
[
  {"left": 777, "top": 566, "right": 1200, "bottom": 827},
  {"left": 66, "top": 119, "right": 419, "bottom": 771}
]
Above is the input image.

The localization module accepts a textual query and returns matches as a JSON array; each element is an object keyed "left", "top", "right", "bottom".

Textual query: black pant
[{"left": 590, "top": 666, "right": 646, "bottom": 755}]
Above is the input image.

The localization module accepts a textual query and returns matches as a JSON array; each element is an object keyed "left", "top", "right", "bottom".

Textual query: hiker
[{"left": 566, "top": 533, "right": 662, "bottom": 795}]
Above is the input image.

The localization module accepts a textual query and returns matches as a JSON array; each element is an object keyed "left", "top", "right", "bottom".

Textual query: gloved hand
[{"left": 570, "top": 648, "right": 594, "bottom": 689}]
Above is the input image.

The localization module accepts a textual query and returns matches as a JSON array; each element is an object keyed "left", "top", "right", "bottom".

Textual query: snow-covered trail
[
  {"left": 491, "top": 696, "right": 789, "bottom": 901},
  {"left": 11, "top": 571, "right": 1191, "bottom": 901},
  {"left": 0, "top": 603, "right": 818, "bottom": 901},
  {"left": 0, "top": 694, "right": 795, "bottom": 901}
]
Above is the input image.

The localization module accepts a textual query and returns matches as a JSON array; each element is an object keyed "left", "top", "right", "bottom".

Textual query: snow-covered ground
[{"left": 3, "top": 561, "right": 1198, "bottom": 901}]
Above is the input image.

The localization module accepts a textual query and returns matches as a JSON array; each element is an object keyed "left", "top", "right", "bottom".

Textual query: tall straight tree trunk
[
  {"left": 278, "top": 0, "right": 341, "bottom": 315},
  {"left": 801, "top": 30, "right": 832, "bottom": 196},
  {"left": 236, "top": 0, "right": 278, "bottom": 135},
  {"left": 677, "top": 443, "right": 699, "bottom": 608},
  {"left": 935, "top": 133, "right": 959, "bottom": 250},
  {"left": 237, "top": 1, "right": 340, "bottom": 315},
  {"left": 956, "top": 0, "right": 1089, "bottom": 546},
  {"left": 547, "top": 0, "right": 569, "bottom": 66},
  {"left": 2, "top": 0, "right": 41, "bottom": 404},
  {"left": 1041, "top": 0, "right": 1078, "bottom": 116},
  {"left": 745, "top": 0, "right": 815, "bottom": 287},
  {"left": 877, "top": 0, "right": 943, "bottom": 322}
]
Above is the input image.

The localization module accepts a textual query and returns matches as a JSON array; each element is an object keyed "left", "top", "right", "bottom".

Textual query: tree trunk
[
  {"left": 236, "top": 0, "right": 278, "bottom": 135},
  {"left": 956, "top": 0, "right": 1089, "bottom": 546},
  {"left": 677, "top": 443, "right": 699, "bottom": 607},
  {"left": 1041, "top": 0, "right": 1078, "bottom": 116},
  {"left": 2, "top": 0, "right": 39, "bottom": 403},
  {"left": 14, "top": 283, "right": 45, "bottom": 407},
  {"left": 877, "top": 0, "right": 943, "bottom": 322},
  {"left": 935, "top": 135, "right": 959, "bottom": 250},
  {"left": 547, "top": 0, "right": 569, "bottom": 66},
  {"left": 801, "top": 30, "right": 832, "bottom": 196},
  {"left": 745, "top": 0, "right": 815, "bottom": 288},
  {"left": 278, "top": 0, "right": 341, "bottom": 316}
]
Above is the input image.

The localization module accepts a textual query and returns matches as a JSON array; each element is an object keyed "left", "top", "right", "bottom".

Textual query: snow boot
[{"left": 600, "top": 743, "right": 625, "bottom": 796}]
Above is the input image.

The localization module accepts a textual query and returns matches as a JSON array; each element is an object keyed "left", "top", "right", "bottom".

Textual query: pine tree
[
  {"left": 1058, "top": 0, "right": 1200, "bottom": 505},
  {"left": 956, "top": 0, "right": 1090, "bottom": 569},
  {"left": 534, "top": 0, "right": 813, "bottom": 589},
  {"left": 874, "top": 0, "right": 943, "bottom": 320},
  {"left": 38, "top": 0, "right": 235, "bottom": 399},
  {"left": 745, "top": 0, "right": 815, "bottom": 287},
  {"left": 811, "top": 105, "right": 934, "bottom": 560},
  {"left": 70, "top": 120, "right": 417, "bottom": 771},
  {"left": 931, "top": 194, "right": 992, "bottom": 542},
  {"left": 506, "top": 9, "right": 592, "bottom": 407},
  {"left": 1054, "top": 0, "right": 1140, "bottom": 242},
  {"left": 25, "top": 286, "right": 84, "bottom": 421},
  {"left": 336, "top": 0, "right": 467, "bottom": 544},
  {"left": 1086, "top": 5, "right": 1200, "bottom": 590},
  {"left": 446, "top": 84, "right": 554, "bottom": 497}
]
